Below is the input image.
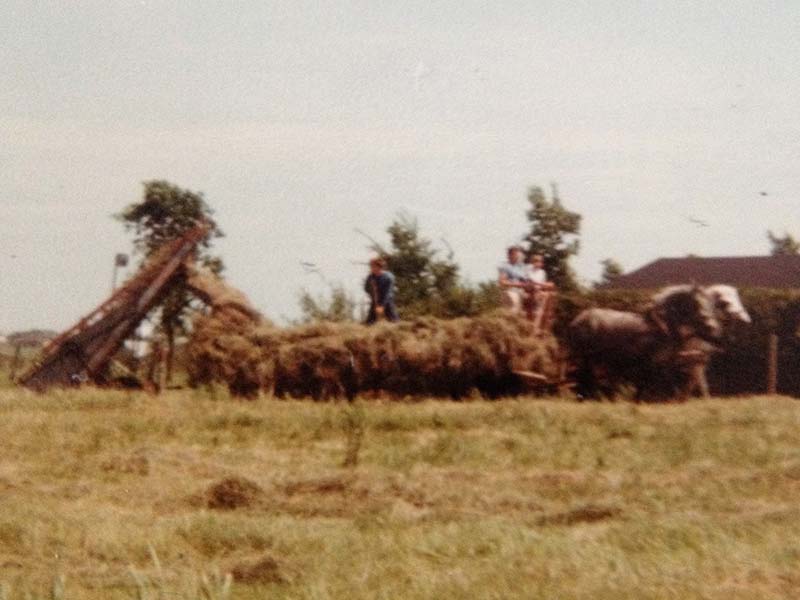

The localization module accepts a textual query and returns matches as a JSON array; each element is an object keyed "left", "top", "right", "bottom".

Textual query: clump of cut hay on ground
[
  {"left": 537, "top": 504, "right": 622, "bottom": 526},
  {"left": 283, "top": 476, "right": 351, "bottom": 496},
  {"left": 230, "top": 554, "right": 287, "bottom": 584},
  {"left": 188, "top": 311, "right": 560, "bottom": 399},
  {"left": 205, "top": 476, "right": 264, "bottom": 510}
]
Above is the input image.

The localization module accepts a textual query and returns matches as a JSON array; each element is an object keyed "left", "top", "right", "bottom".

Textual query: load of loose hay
[
  {"left": 186, "top": 267, "right": 261, "bottom": 321},
  {"left": 187, "top": 310, "right": 560, "bottom": 399}
]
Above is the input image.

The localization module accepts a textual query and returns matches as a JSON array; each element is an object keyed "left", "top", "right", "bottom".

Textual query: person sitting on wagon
[
  {"left": 523, "top": 253, "right": 556, "bottom": 321},
  {"left": 364, "top": 256, "right": 399, "bottom": 324},
  {"left": 524, "top": 254, "right": 555, "bottom": 291},
  {"left": 498, "top": 245, "right": 531, "bottom": 316}
]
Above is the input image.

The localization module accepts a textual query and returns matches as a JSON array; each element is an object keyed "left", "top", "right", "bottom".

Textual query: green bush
[{"left": 713, "top": 289, "right": 800, "bottom": 396}]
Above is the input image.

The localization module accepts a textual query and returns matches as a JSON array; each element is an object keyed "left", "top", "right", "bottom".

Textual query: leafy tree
[
  {"left": 298, "top": 284, "right": 357, "bottom": 323},
  {"left": 365, "top": 213, "right": 499, "bottom": 319},
  {"left": 117, "top": 180, "right": 224, "bottom": 383},
  {"left": 429, "top": 280, "right": 502, "bottom": 318},
  {"left": 768, "top": 230, "right": 800, "bottom": 256},
  {"left": 522, "top": 184, "right": 582, "bottom": 292},
  {"left": 597, "top": 258, "right": 624, "bottom": 287},
  {"left": 119, "top": 180, "right": 222, "bottom": 257}
]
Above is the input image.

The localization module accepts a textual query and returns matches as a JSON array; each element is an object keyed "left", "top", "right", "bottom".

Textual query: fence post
[
  {"left": 767, "top": 333, "right": 778, "bottom": 395},
  {"left": 9, "top": 344, "right": 21, "bottom": 381}
]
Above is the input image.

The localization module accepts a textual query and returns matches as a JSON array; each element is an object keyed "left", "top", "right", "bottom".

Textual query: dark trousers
[{"left": 366, "top": 302, "right": 399, "bottom": 324}]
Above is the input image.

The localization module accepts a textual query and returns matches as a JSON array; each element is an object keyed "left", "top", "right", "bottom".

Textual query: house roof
[{"left": 603, "top": 255, "right": 800, "bottom": 289}]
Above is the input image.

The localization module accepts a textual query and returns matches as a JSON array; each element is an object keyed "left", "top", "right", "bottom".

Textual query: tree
[
  {"left": 364, "top": 213, "right": 499, "bottom": 319},
  {"left": 118, "top": 180, "right": 222, "bottom": 257},
  {"left": 597, "top": 258, "right": 624, "bottom": 287},
  {"left": 522, "top": 184, "right": 582, "bottom": 292},
  {"left": 298, "top": 284, "right": 357, "bottom": 323},
  {"left": 767, "top": 230, "right": 800, "bottom": 256},
  {"left": 117, "top": 180, "right": 224, "bottom": 384}
]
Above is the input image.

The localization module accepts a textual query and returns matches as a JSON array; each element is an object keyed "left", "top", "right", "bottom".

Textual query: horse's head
[
  {"left": 706, "top": 284, "right": 751, "bottom": 324},
  {"left": 649, "top": 284, "right": 722, "bottom": 342}
]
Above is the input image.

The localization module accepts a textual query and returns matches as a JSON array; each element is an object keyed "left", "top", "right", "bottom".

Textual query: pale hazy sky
[{"left": 2, "top": 1, "right": 799, "bottom": 332}]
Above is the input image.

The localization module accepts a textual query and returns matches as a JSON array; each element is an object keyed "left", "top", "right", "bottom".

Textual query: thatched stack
[{"left": 187, "top": 310, "right": 560, "bottom": 399}]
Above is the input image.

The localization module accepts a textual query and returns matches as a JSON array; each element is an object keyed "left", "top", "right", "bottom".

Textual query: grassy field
[{"left": 1, "top": 389, "right": 799, "bottom": 599}]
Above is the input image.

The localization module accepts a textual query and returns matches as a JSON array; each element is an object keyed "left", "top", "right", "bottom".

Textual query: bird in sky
[
  {"left": 686, "top": 215, "right": 710, "bottom": 228},
  {"left": 299, "top": 261, "right": 327, "bottom": 283},
  {"left": 413, "top": 61, "right": 431, "bottom": 91}
]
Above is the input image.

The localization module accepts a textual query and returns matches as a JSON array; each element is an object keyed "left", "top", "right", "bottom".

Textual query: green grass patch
[{"left": 0, "top": 390, "right": 799, "bottom": 598}]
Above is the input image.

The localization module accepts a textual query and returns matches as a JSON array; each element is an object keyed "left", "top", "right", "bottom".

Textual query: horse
[
  {"left": 664, "top": 284, "right": 750, "bottom": 398},
  {"left": 707, "top": 284, "right": 751, "bottom": 324},
  {"left": 566, "top": 284, "right": 722, "bottom": 399},
  {"left": 653, "top": 284, "right": 750, "bottom": 326}
]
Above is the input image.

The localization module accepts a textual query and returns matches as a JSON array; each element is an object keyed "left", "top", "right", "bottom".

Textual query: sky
[{"left": 2, "top": 1, "right": 799, "bottom": 332}]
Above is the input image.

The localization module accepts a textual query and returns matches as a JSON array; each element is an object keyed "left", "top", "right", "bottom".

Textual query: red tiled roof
[{"left": 603, "top": 255, "right": 800, "bottom": 289}]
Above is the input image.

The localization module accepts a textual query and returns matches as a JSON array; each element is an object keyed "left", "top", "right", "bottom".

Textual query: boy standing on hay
[{"left": 365, "top": 257, "right": 399, "bottom": 324}]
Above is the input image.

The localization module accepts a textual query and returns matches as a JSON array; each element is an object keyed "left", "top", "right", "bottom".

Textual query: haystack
[
  {"left": 187, "top": 309, "right": 559, "bottom": 399},
  {"left": 184, "top": 269, "right": 271, "bottom": 397}
]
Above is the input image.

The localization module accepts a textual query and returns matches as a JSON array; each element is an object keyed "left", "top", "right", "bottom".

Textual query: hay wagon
[{"left": 18, "top": 224, "right": 570, "bottom": 398}]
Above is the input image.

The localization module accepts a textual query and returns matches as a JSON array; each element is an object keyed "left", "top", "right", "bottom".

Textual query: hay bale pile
[{"left": 188, "top": 309, "right": 560, "bottom": 399}]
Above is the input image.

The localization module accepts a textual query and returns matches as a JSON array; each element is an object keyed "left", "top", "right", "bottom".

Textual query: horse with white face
[
  {"left": 707, "top": 284, "right": 750, "bottom": 324},
  {"left": 665, "top": 284, "right": 750, "bottom": 398},
  {"left": 656, "top": 284, "right": 750, "bottom": 325}
]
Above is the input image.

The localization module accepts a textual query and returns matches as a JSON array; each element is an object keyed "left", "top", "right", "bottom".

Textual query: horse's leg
[
  {"left": 573, "top": 357, "right": 597, "bottom": 400},
  {"left": 696, "top": 362, "right": 710, "bottom": 398}
]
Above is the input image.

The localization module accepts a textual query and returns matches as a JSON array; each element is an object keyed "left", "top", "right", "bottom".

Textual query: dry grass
[
  {"left": 187, "top": 312, "right": 560, "bottom": 399},
  {"left": 1, "top": 388, "right": 800, "bottom": 598}
]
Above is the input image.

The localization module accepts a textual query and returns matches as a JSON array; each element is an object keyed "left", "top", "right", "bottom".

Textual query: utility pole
[{"left": 111, "top": 253, "right": 129, "bottom": 293}]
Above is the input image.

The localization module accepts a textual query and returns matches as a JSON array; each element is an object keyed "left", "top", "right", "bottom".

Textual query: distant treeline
[{"left": 3, "top": 329, "right": 58, "bottom": 347}]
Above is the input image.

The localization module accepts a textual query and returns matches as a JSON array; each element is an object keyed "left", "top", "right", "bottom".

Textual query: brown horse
[{"left": 566, "top": 285, "right": 722, "bottom": 399}]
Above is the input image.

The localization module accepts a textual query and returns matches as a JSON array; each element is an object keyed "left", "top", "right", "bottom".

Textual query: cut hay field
[{"left": 1, "top": 390, "right": 800, "bottom": 599}]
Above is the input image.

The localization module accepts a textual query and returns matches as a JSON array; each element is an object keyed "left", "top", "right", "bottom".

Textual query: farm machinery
[{"left": 17, "top": 222, "right": 257, "bottom": 392}]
